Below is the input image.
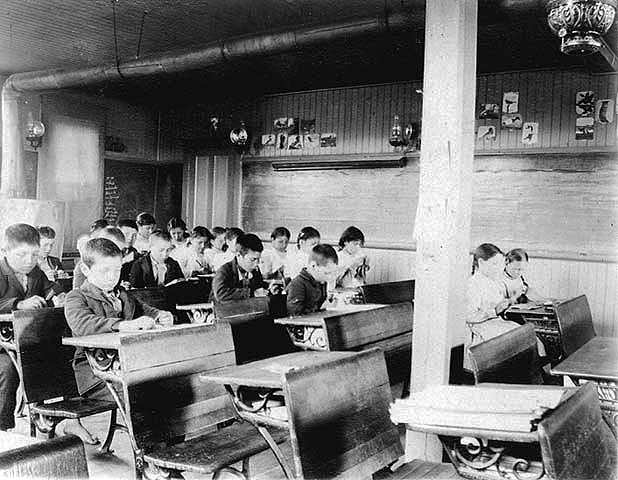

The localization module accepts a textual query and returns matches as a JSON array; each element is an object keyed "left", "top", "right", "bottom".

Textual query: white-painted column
[{"left": 405, "top": 0, "right": 478, "bottom": 461}]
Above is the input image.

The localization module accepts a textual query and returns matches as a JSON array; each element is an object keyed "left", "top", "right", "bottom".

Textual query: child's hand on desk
[
  {"left": 155, "top": 311, "right": 174, "bottom": 326},
  {"left": 254, "top": 288, "right": 268, "bottom": 297},
  {"left": 117, "top": 316, "right": 156, "bottom": 331},
  {"left": 16, "top": 296, "right": 47, "bottom": 309},
  {"left": 51, "top": 293, "right": 66, "bottom": 307}
]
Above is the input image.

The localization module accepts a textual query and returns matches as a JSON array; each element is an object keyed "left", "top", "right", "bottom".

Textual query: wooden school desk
[
  {"left": 551, "top": 336, "right": 618, "bottom": 429},
  {"left": 200, "top": 349, "right": 402, "bottom": 480}
]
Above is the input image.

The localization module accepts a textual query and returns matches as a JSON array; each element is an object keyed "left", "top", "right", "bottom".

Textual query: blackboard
[{"left": 104, "top": 159, "right": 183, "bottom": 227}]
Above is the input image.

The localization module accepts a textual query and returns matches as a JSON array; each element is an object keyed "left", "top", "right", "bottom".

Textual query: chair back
[
  {"left": 13, "top": 307, "right": 79, "bottom": 403},
  {"left": 469, "top": 323, "right": 542, "bottom": 384},
  {"left": 0, "top": 435, "right": 89, "bottom": 479},
  {"left": 284, "top": 348, "right": 403, "bottom": 479},
  {"left": 127, "top": 287, "right": 169, "bottom": 310},
  {"left": 359, "top": 280, "right": 414, "bottom": 305},
  {"left": 124, "top": 323, "right": 238, "bottom": 451},
  {"left": 538, "top": 382, "right": 617, "bottom": 480},
  {"left": 555, "top": 295, "right": 596, "bottom": 358}
]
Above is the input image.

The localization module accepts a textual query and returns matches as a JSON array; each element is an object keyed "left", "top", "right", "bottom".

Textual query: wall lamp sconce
[
  {"left": 25, "top": 112, "right": 45, "bottom": 149},
  {"left": 389, "top": 115, "right": 421, "bottom": 152}
]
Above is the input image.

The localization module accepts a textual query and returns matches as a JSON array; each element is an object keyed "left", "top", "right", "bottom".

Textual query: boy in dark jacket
[
  {"left": 286, "top": 244, "right": 338, "bottom": 316},
  {"left": 0, "top": 223, "right": 64, "bottom": 431},
  {"left": 129, "top": 230, "right": 184, "bottom": 288}
]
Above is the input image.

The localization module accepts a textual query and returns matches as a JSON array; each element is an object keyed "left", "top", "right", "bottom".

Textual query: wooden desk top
[
  {"left": 0, "top": 314, "right": 12, "bottom": 322},
  {"left": 200, "top": 351, "right": 358, "bottom": 388},
  {"left": 274, "top": 303, "right": 387, "bottom": 327},
  {"left": 551, "top": 336, "right": 618, "bottom": 381},
  {"left": 62, "top": 323, "right": 207, "bottom": 349},
  {"left": 505, "top": 303, "right": 555, "bottom": 316}
]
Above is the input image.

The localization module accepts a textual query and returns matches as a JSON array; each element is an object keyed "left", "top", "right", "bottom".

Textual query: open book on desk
[{"left": 391, "top": 385, "right": 566, "bottom": 433}]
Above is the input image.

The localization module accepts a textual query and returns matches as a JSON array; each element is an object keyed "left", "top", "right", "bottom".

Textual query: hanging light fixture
[
  {"left": 547, "top": 0, "right": 617, "bottom": 55},
  {"left": 25, "top": 112, "right": 45, "bottom": 149}
]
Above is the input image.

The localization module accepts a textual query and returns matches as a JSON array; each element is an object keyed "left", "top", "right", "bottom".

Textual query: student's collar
[{"left": 299, "top": 267, "right": 321, "bottom": 286}]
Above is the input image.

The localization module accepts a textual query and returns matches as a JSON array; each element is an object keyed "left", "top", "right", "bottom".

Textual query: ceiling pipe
[{"left": 4, "top": 11, "right": 415, "bottom": 93}]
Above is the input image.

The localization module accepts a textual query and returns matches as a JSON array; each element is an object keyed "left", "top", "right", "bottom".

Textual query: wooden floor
[{"left": 9, "top": 383, "right": 458, "bottom": 480}]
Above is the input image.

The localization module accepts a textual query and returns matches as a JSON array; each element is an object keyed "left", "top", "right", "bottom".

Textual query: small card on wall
[
  {"left": 595, "top": 99, "right": 615, "bottom": 124},
  {"left": 276, "top": 132, "right": 288, "bottom": 149},
  {"left": 288, "top": 134, "right": 303, "bottom": 150},
  {"left": 477, "top": 125, "right": 496, "bottom": 140},
  {"left": 522, "top": 122, "right": 538, "bottom": 144},
  {"left": 502, "top": 92, "right": 519, "bottom": 114},
  {"left": 274, "top": 117, "right": 290, "bottom": 130},
  {"left": 501, "top": 113, "right": 522, "bottom": 129},
  {"left": 301, "top": 119, "right": 316, "bottom": 134},
  {"left": 479, "top": 104, "right": 500, "bottom": 119},
  {"left": 575, "top": 91, "right": 595, "bottom": 117},
  {"left": 303, "top": 133, "right": 319, "bottom": 148},
  {"left": 575, "top": 117, "right": 594, "bottom": 140},
  {"left": 261, "top": 134, "right": 276, "bottom": 147},
  {"left": 320, "top": 133, "right": 337, "bottom": 147}
]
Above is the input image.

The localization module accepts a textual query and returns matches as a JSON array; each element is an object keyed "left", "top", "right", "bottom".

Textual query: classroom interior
[{"left": 0, "top": 0, "right": 617, "bottom": 479}]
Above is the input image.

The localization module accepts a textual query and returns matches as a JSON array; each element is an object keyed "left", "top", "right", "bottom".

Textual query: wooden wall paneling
[{"left": 193, "top": 155, "right": 214, "bottom": 228}]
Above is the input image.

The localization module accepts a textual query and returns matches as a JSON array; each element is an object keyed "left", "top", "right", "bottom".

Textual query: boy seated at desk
[
  {"left": 211, "top": 233, "right": 279, "bottom": 302},
  {"left": 0, "top": 223, "right": 65, "bottom": 433},
  {"left": 286, "top": 244, "right": 338, "bottom": 316},
  {"left": 129, "top": 230, "right": 184, "bottom": 288},
  {"left": 260, "top": 226, "right": 291, "bottom": 280},
  {"left": 65, "top": 237, "right": 173, "bottom": 444},
  {"left": 37, "top": 226, "right": 66, "bottom": 281},
  {"left": 118, "top": 219, "right": 140, "bottom": 261}
]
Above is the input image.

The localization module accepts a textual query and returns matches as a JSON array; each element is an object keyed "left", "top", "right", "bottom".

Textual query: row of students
[{"left": 464, "top": 243, "right": 546, "bottom": 369}]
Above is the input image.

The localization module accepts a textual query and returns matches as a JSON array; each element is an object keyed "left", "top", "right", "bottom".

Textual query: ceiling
[{"left": 0, "top": 0, "right": 615, "bottom": 104}]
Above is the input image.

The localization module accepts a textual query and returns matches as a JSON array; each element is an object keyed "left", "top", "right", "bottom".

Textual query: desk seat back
[
  {"left": 214, "top": 297, "right": 271, "bottom": 320},
  {"left": 127, "top": 288, "right": 169, "bottom": 310},
  {"left": 12, "top": 308, "right": 79, "bottom": 403},
  {"left": 359, "top": 280, "right": 414, "bottom": 305},
  {"left": 554, "top": 295, "right": 596, "bottom": 358},
  {"left": 469, "top": 323, "right": 542, "bottom": 385},
  {"left": 284, "top": 348, "right": 403, "bottom": 479},
  {"left": 125, "top": 323, "right": 238, "bottom": 451},
  {"left": 538, "top": 382, "right": 617, "bottom": 480}
]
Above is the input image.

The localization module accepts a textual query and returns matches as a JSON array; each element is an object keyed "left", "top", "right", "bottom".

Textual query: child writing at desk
[
  {"left": 284, "top": 226, "right": 321, "bottom": 282},
  {"left": 336, "top": 226, "right": 370, "bottom": 288},
  {"left": 503, "top": 248, "right": 546, "bottom": 303},
  {"left": 260, "top": 226, "right": 291, "bottom": 280},
  {"left": 211, "top": 227, "right": 244, "bottom": 272},
  {"left": 172, "top": 226, "right": 212, "bottom": 278},
  {"left": 37, "top": 226, "right": 65, "bottom": 281},
  {"left": 65, "top": 238, "right": 173, "bottom": 444},
  {"left": 134, "top": 212, "right": 157, "bottom": 253},
  {"left": 129, "top": 230, "right": 184, "bottom": 288},
  {"left": 0, "top": 223, "right": 65, "bottom": 432},
  {"left": 287, "top": 244, "right": 338, "bottom": 316}
]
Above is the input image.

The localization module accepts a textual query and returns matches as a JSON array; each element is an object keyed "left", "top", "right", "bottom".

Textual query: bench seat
[
  {"left": 31, "top": 397, "right": 117, "bottom": 419},
  {"left": 144, "top": 422, "right": 288, "bottom": 474}
]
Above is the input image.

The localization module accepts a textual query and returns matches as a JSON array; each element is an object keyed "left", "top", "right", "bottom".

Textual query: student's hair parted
[
  {"left": 505, "top": 248, "right": 529, "bottom": 264},
  {"left": 212, "top": 226, "right": 227, "bottom": 238},
  {"left": 225, "top": 227, "right": 244, "bottom": 242},
  {"left": 82, "top": 238, "right": 122, "bottom": 267},
  {"left": 97, "top": 226, "right": 126, "bottom": 245},
  {"left": 149, "top": 229, "right": 172, "bottom": 243},
  {"left": 136, "top": 212, "right": 156, "bottom": 226},
  {"left": 190, "top": 226, "right": 212, "bottom": 241},
  {"left": 472, "top": 243, "right": 504, "bottom": 274},
  {"left": 236, "top": 233, "right": 264, "bottom": 255},
  {"left": 310, "top": 244, "right": 338, "bottom": 265},
  {"left": 118, "top": 219, "right": 138, "bottom": 230},
  {"left": 90, "top": 219, "right": 109, "bottom": 234},
  {"left": 296, "top": 226, "right": 320, "bottom": 249},
  {"left": 4, "top": 224, "right": 40, "bottom": 249},
  {"left": 167, "top": 217, "right": 187, "bottom": 231},
  {"left": 38, "top": 226, "right": 56, "bottom": 239},
  {"left": 338, "top": 226, "right": 365, "bottom": 248},
  {"left": 270, "top": 227, "right": 291, "bottom": 240}
]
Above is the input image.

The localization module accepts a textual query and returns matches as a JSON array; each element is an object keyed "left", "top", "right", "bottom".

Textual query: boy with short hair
[
  {"left": 211, "top": 227, "right": 244, "bottom": 272},
  {"left": 260, "top": 227, "right": 291, "bottom": 280},
  {"left": 204, "top": 226, "right": 226, "bottom": 271},
  {"left": 89, "top": 219, "right": 109, "bottom": 235},
  {"left": 212, "top": 233, "right": 276, "bottom": 302},
  {"left": 129, "top": 230, "right": 184, "bottom": 288},
  {"left": 0, "top": 223, "right": 64, "bottom": 431},
  {"left": 134, "top": 212, "right": 157, "bottom": 253},
  {"left": 65, "top": 237, "right": 173, "bottom": 442},
  {"left": 286, "top": 244, "right": 338, "bottom": 316},
  {"left": 172, "top": 226, "right": 212, "bottom": 278},
  {"left": 37, "top": 226, "right": 65, "bottom": 281}
]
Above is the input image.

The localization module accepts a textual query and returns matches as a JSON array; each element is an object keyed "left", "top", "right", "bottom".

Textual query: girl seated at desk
[
  {"left": 336, "top": 226, "right": 370, "bottom": 288},
  {"left": 503, "top": 248, "right": 546, "bottom": 304},
  {"left": 464, "top": 243, "right": 520, "bottom": 370}
]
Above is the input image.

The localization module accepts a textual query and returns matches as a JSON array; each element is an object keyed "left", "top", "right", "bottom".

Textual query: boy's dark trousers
[{"left": 0, "top": 351, "right": 18, "bottom": 430}]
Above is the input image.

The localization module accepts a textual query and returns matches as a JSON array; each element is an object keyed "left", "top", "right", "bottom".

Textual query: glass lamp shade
[
  {"left": 389, "top": 115, "right": 405, "bottom": 147},
  {"left": 230, "top": 121, "right": 249, "bottom": 146}
]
